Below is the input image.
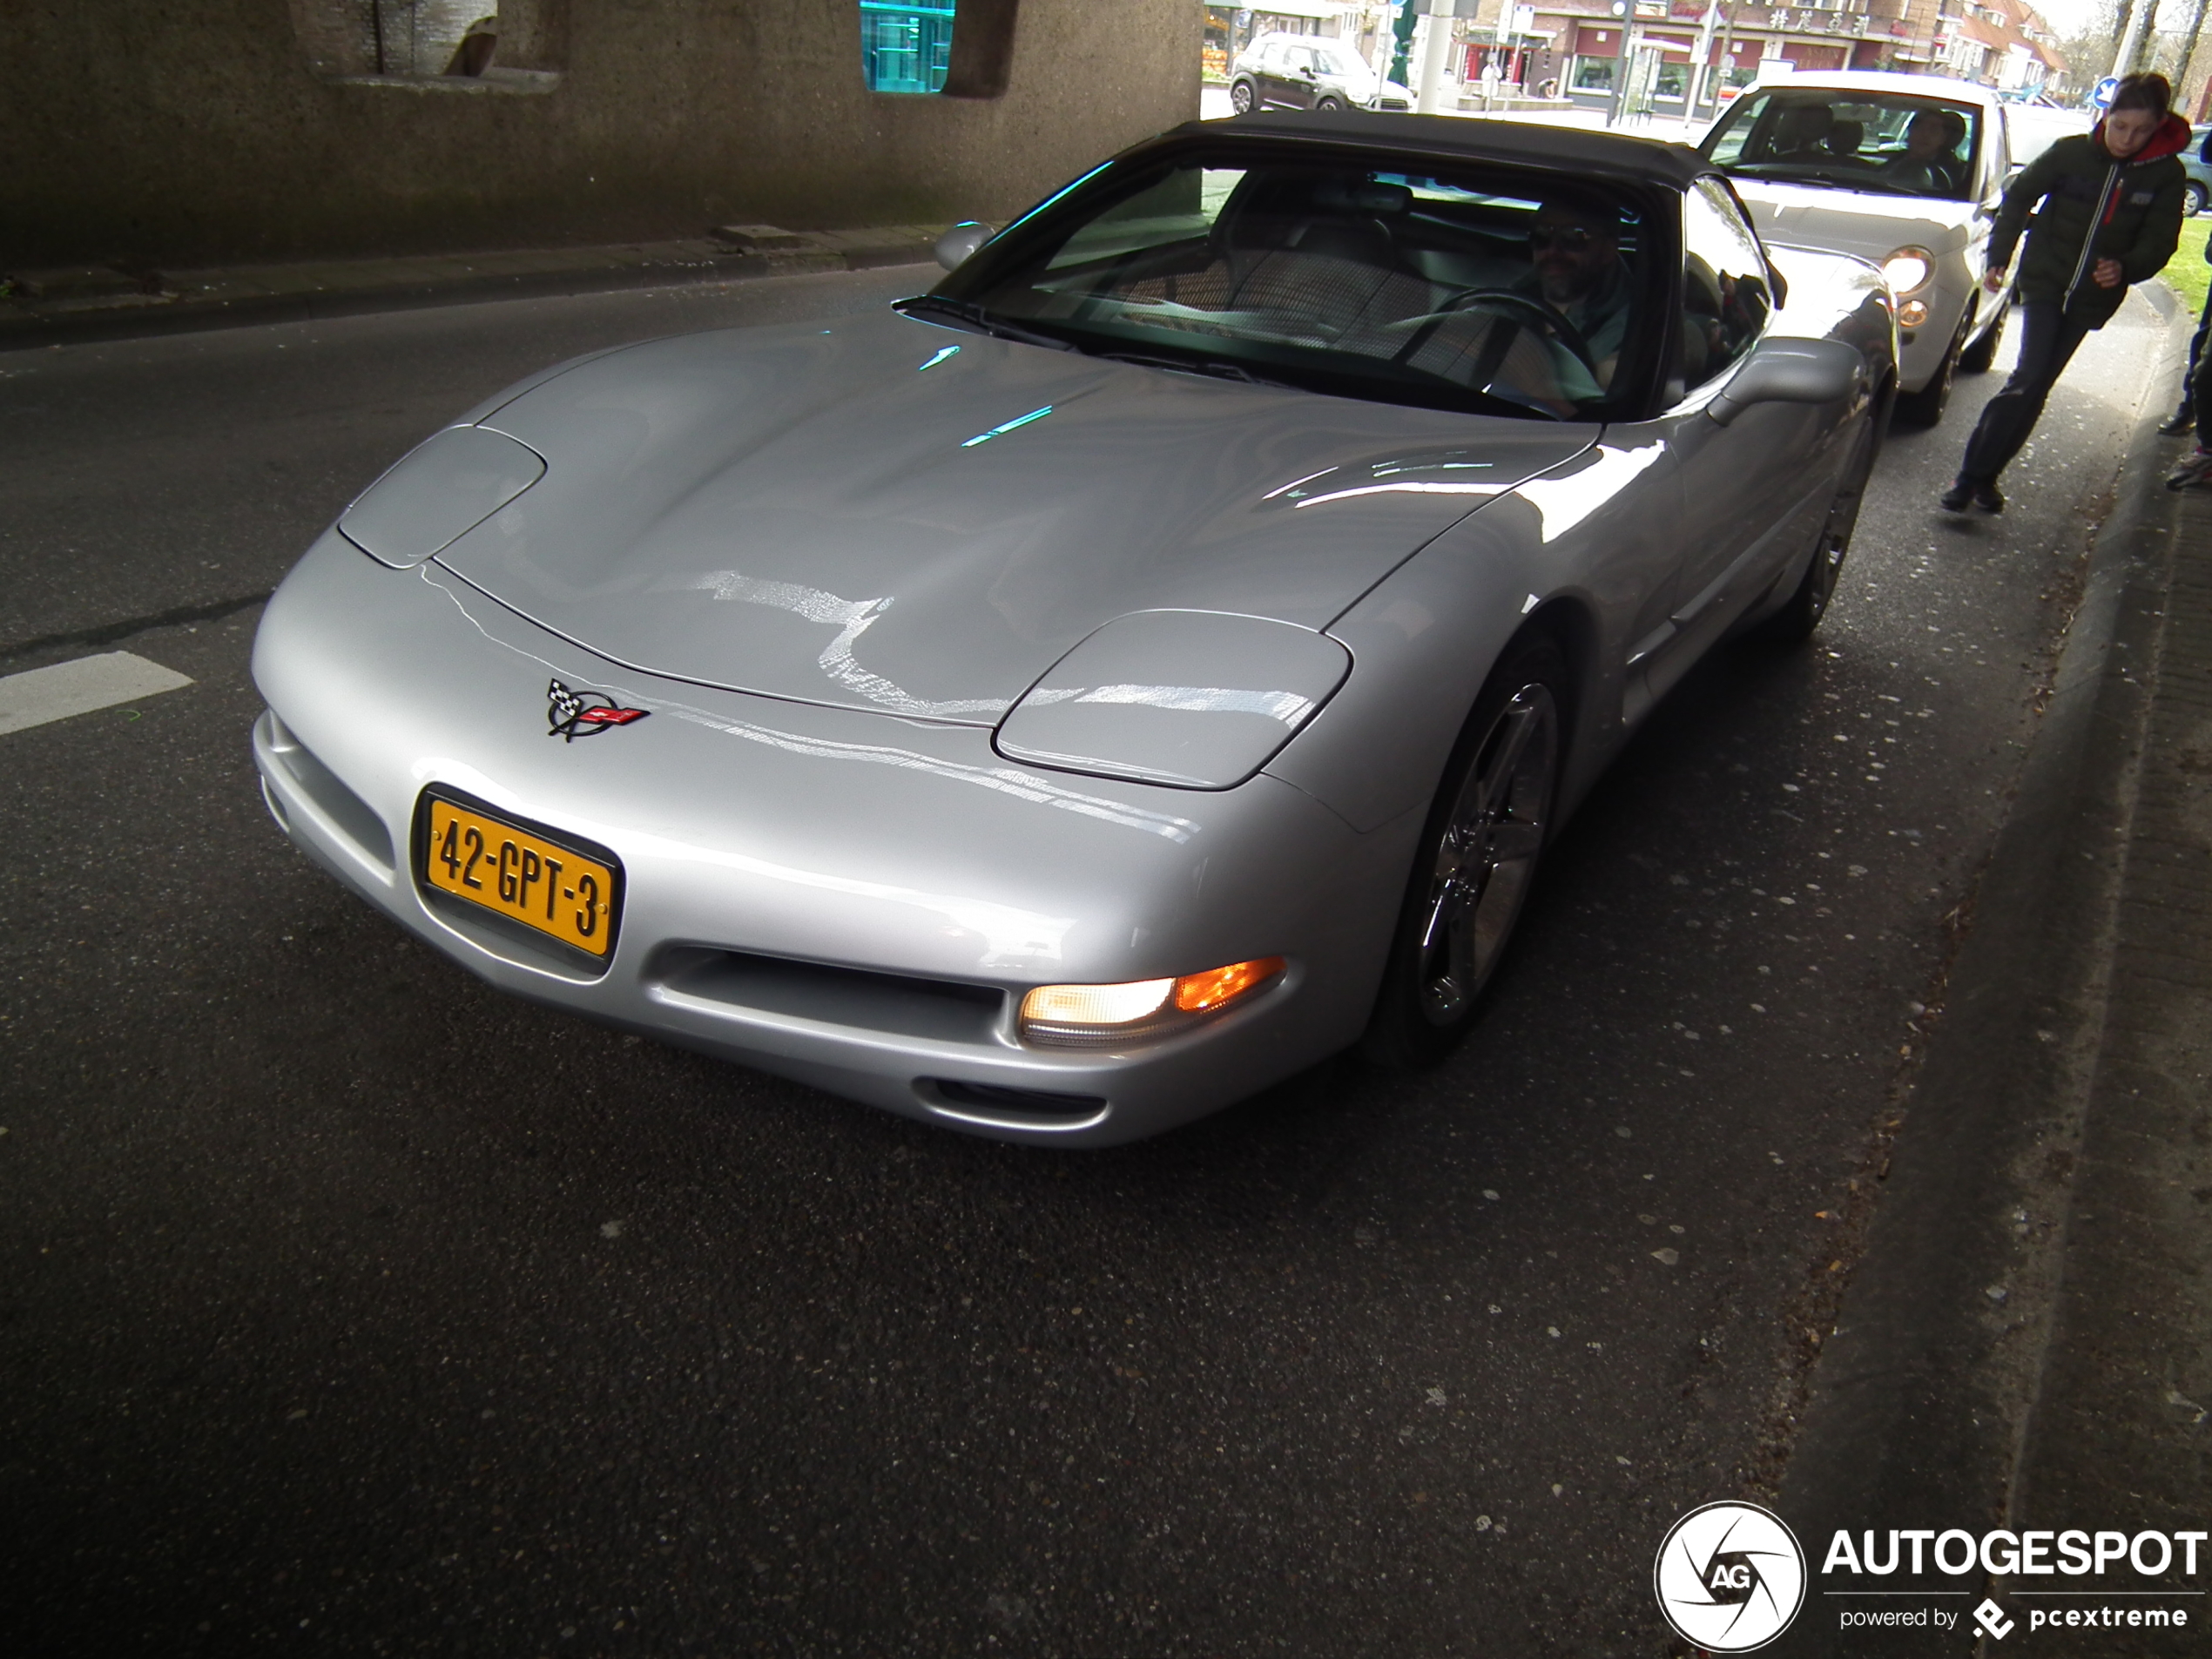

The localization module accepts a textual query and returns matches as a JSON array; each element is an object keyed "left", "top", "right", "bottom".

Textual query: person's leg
[
  {"left": 2163, "top": 287, "right": 2212, "bottom": 433},
  {"left": 2194, "top": 304, "right": 2212, "bottom": 429},
  {"left": 1952, "top": 301, "right": 2091, "bottom": 493},
  {"left": 2168, "top": 332, "right": 2212, "bottom": 488}
]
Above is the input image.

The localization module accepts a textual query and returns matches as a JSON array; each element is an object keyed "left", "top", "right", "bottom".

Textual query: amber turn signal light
[{"left": 1172, "top": 956, "right": 1286, "bottom": 1013}]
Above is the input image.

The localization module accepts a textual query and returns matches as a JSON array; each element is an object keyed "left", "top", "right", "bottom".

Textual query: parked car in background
[
  {"left": 1703, "top": 70, "right": 2010, "bottom": 423},
  {"left": 2006, "top": 101, "right": 2094, "bottom": 175},
  {"left": 2182, "top": 124, "right": 2212, "bottom": 216},
  {"left": 1229, "top": 33, "right": 1412, "bottom": 114}
]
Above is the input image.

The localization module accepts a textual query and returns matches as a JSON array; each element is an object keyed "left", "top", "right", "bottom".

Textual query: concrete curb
[
  {"left": 0, "top": 228, "right": 943, "bottom": 353},
  {"left": 1768, "top": 288, "right": 2196, "bottom": 1657}
]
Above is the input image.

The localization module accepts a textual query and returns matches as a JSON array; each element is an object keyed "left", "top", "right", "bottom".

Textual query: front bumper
[
  {"left": 250, "top": 533, "right": 1415, "bottom": 1145},
  {"left": 1897, "top": 275, "right": 1976, "bottom": 392}
]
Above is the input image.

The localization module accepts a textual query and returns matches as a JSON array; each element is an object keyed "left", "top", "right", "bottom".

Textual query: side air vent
[
  {"left": 651, "top": 948, "right": 1006, "bottom": 1045},
  {"left": 259, "top": 711, "right": 395, "bottom": 871},
  {"left": 920, "top": 1079, "right": 1109, "bottom": 1124}
]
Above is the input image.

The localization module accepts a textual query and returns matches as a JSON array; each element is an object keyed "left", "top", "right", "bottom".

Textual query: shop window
[
  {"left": 861, "top": 0, "right": 1016, "bottom": 98},
  {"left": 1572, "top": 57, "right": 1615, "bottom": 90},
  {"left": 289, "top": 0, "right": 565, "bottom": 86}
]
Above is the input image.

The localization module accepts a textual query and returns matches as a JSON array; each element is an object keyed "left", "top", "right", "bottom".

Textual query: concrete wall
[{"left": 1, "top": 0, "right": 1202, "bottom": 268}]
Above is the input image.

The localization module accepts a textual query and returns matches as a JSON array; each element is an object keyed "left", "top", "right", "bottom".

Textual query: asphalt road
[{"left": 0, "top": 271, "right": 2168, "bottom": 1656}]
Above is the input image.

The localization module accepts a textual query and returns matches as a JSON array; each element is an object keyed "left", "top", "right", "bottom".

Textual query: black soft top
[{"left": 1158, "top": 110, "right": 1715, "bottom": 191}]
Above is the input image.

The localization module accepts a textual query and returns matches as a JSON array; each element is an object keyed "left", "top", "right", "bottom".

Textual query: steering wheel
[{"left": 1432, "top": 287, "right": 1597, "bottom": 370}]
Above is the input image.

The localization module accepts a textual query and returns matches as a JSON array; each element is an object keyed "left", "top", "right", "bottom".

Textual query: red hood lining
[{"left": 2089, "top": 111, "right": 2195, "bottom": 165}]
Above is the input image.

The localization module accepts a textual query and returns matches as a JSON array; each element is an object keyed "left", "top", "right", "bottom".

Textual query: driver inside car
[
  {"left": 1878, "top": 109, "right": 1963, "bottom": 192},
  {"left": 1516, "top": 190, "right": 1632, "bottom": 394}
]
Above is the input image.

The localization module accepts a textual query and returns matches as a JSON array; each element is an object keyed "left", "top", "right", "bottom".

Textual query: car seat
[{"left": 1769, "top": 103, "right": 1836, "bottom": 159}]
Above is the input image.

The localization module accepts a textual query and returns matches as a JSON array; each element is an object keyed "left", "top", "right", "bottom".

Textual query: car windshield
[
  {"left": 1704, "top": 88, "right": 1981, "bottom": 201},
  {"left": 925, "top": 146, "right": 1651, "bottom": 422}
]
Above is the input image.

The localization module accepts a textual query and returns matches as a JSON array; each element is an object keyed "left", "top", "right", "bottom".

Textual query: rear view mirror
[
  {"left": 934, "top": 221, "right": 996, "bottom": 271},
  {"left": 1708, "top": 338, "right": 1865, "bottom": 425}
]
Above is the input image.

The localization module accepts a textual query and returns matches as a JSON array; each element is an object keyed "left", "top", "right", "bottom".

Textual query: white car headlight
[
  {"left": 1881, "top": 247, "right": 1935, "bottom": 298},
  {"left": 1019, "top": 958, "right": 1287, "bottom": 1046}
]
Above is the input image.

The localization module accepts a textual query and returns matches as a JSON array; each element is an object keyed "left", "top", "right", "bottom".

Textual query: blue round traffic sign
[{"left": 2092, "top": 75, "right": 2119, "bottom": 109}]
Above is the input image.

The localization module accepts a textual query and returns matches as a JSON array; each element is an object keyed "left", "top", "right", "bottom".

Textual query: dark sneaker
[
  {"left": 1939, "top": 479, "right": 1974, "bottom": 512},
  {"left": 1971, "top": 482, "right": 2004, "bottom": 512},
  {"left": 2158, "top": 412, "right": 2197, "bottom": 436},
  {"left": 2165, "top": 449, "right": 2212, "bottom": 491}
]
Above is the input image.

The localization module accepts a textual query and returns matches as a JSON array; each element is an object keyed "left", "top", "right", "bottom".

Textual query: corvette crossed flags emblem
[{"left": 546, "top": 678, "right": 649, "bottom": 742}]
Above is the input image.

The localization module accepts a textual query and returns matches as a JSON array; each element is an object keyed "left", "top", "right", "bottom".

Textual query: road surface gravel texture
[{"left": 0, "top": 266, "right": 2174, "bottom": 1655}]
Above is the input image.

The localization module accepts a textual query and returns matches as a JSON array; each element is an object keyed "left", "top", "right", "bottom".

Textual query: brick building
[{"left": 1455, "top": 0, "right": 2065, "bottom": 115}]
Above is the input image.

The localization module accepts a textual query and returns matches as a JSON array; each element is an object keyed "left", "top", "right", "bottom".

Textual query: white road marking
[{"left": 0, "top": 651, "right": 193, "bottom": 737}]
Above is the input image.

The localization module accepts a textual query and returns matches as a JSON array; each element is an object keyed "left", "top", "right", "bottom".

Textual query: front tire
[
  {"left": 1751, "top": 418, "right": 1875, "bottom": 644},
  {"left": 1959, "top": 298, "right": 2005, "bottom": 374},
  {"left": 1230, "top": 78, "right": 1256, "bottom": 114},
  {"left": 1316, "top": 95, "right": 1345, "bottom": 111},
  {"left": 2188, "top": 179, "right": 2209, "bottom": 217},
  {"left": 1893, "top": 327, "right": 1959, "bottom": 426},
  {"left": 1362, "top": 637, "right": 1567, "bottom": 1069}
]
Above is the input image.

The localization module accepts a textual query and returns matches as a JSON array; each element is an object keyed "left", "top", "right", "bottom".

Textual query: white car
[{"left": 1701, "top": 71, "right": 2012, "bottom": 423}]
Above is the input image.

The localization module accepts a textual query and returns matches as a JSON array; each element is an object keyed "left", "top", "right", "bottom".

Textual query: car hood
[
  {"left": 434, "top": 308, "right": 1593, "bottom": 724},
  {"left": 1730, "top": 179, "right": 1975, "bottom": 260}
]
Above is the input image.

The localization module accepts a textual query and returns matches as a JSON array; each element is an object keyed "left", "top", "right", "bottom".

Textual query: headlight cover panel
[
  {"left": 994, "top": 610, "right": 1351, "bottom": 790},
  {"left": 338, "top": 425, "right": 547, "bottom": 569}
]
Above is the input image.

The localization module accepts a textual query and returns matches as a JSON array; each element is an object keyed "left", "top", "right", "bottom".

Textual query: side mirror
[
  {"left": 934, "top": 221, "right": 995, "bottom": 272},
  {"left": 1707, "top": 338, "right": 1864, "bottom": 426}
]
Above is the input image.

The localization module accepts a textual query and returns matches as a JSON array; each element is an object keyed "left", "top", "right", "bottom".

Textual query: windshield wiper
[
  {"left": 894, "top": 294, "right": 1074, "bottom": 351},
  {"left": 1094, "top": 350, "right": 1298, "bottom": 390}
]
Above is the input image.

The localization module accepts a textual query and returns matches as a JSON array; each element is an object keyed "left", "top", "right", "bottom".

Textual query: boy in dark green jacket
[{"left": 1942, "top": 74, "right": 2192, "bottom": 513}]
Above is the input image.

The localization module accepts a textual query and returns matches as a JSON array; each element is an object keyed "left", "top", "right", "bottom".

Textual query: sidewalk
[
  {"left": 2003, "top": 427, "right": 2212, "bottom": 1635},
  {"left": 0, "top": 221, "right": 948, "bottom": 351},
  {"left": 1775, "top": 287, "right": 2212, "bottom": 1654}
]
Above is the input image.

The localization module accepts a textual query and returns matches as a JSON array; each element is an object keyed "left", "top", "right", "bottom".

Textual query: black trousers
[
  {"left": 1958, "top": 300, "right": 2096, "bottom": 486},
  {"left": 2175, "top": 281, "right": 2212, "bottom": 421}
]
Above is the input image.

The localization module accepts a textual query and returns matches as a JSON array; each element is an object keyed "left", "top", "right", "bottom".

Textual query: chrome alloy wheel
[{"left": 1413, "top": 683, "right": 1559, "bottom": 1025}]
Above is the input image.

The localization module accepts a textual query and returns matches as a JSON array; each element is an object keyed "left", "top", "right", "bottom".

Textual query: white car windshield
[
  {"left": 922, "top": 148, "right": 1658, "bottom": 422},
  {"left": 1705, "top": 88, "right": 1981, "bottom": 201}
]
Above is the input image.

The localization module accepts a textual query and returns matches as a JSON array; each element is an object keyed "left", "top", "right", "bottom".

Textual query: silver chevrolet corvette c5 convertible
[{"left": 251, "top": 112, "right": 1896, "bottom": 1146}]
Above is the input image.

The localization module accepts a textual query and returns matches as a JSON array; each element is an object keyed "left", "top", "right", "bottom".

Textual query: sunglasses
[{"left": 1528, "top": 226, "right": 1600, "bottom": 252}]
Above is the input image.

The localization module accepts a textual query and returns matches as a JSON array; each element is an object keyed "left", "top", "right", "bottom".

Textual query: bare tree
[{"left": 2171, "top": 0, "right": 2210, "bottom": 110}]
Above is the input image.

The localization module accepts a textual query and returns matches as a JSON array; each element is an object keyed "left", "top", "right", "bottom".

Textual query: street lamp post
[
  {"left": 1415, "top": 0, "right": 1460, "bottom": 112},
  {"left": 2109, "top": 0, "right": 2152, "bottom": 78},
  {"left": 1689, "top": 0, "right": 1722, "bottom": 119},
  {"left": 1605, "top": 0, "right": 1635, "bottom": 125}
]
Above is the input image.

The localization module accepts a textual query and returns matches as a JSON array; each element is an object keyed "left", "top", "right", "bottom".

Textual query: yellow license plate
[{"left": 419, "top": 792, "right": 621, "bottom": 958}]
